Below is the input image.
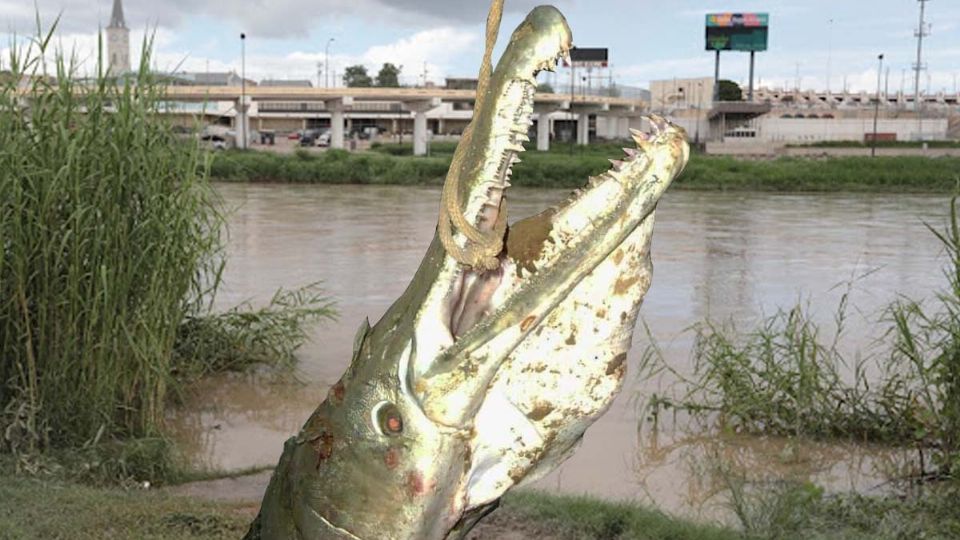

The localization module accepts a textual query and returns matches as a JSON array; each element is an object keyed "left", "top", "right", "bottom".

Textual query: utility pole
[
  {"left": 240, "top": 32, "right": 247, "bottom": 150},
  {"left": 325, "top": 38, "right": 334, "bottom": 88},
  {"left": 913, "top": 0, "right": 931, "bottom": 140},
  {"left": 872, "top": 54, "right": 884, "bottom": 158}
]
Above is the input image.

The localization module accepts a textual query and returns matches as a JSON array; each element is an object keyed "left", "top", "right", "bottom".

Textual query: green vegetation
[
  {"left": 210, "top": 142, "right": 960, "bottom": 192},
  {"left": 0, "top": 25, "right": 336, "bottom": 486},
  {"left": 718, "top": 79, "right": 743, "bottom": 102},
  {"left": 172, "top": 284, "right": 336, "bottom": 383},
  {"left": 6, "top": 472, "right": 956, "bottom": 540},
  {"left": 0, "top": 475, "right": 252, "bottom": 539},
  {"left": 718, "top": 476, "right": 960, "bottom": 539},
  {"left": 645, "top": 197, "right": 960, "bottom": 481},
  {"left": 787, "top": 140, "right": 960, "bottom": 149},
  {"left": 498, "top": 491, "right": 739, "bottom": 540},
  {"left": 0, "top": 29, "right": 224, "bottom": 454}
]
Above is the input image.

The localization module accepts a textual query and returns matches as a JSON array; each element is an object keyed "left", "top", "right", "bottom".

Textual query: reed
[
  {"left": 644, "top": 196, "right": 960, "bottom": 479},
  {"left": 0, "top": 26, "right": 224, "bottom": 453}
]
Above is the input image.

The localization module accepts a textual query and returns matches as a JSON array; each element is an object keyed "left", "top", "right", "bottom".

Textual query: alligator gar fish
[{"left": 245, "top": 5, "right": 689, "bottom": 539}]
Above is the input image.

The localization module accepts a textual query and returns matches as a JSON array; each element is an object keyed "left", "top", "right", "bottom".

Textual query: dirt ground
[{"left": 169, "top": 472, "right": 565, "bottom": 539}]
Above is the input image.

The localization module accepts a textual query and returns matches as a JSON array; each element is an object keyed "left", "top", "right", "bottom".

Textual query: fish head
[{"left": 252, "top": 5, "right": 689, "bottom": 539}]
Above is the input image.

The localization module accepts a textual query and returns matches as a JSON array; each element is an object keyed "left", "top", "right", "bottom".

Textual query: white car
[{"left": 317, "top": 130, "right": 332, "bottom": 147}]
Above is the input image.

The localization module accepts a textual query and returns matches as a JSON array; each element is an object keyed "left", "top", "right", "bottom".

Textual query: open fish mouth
[{"left": 249, "top": 5, "right": 689, "bottom": 540}]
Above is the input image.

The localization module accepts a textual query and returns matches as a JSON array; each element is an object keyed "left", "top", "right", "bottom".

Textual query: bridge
[{"left": 160, "top": 86, "right": 645, "bottom": 154}]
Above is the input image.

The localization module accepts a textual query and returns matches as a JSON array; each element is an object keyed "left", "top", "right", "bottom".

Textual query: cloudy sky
[{"left": 2, "top": 0, "right": 958, "bottom": 93}]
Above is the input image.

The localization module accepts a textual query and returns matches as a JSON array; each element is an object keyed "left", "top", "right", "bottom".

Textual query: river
[{"left": 167, "top": 184, "right": 949, "bottom": 519}]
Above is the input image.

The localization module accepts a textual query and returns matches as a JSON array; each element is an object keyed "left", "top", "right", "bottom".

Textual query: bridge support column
[
  {"left": 327, "top": 97, "right": 353, "bottom": 150},
  {"left": 403, "top": 98, "right": 441, "bottom": 156},
  {"left": 534, "top": 101, "right": 566, "bottom": 152},
  {"left": 235, "top": 96, "right": 251, "bottom": 149},
  {"left": 537, "top": 115, "right": 551, "bottom": 151},
  {"left": 577, "top": 112, "right": 590, "bottom": 145}
]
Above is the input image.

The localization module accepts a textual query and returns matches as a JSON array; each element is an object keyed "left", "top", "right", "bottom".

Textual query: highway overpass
[{"left": 159, "top": 86, "right": 645, "bottom": 154}]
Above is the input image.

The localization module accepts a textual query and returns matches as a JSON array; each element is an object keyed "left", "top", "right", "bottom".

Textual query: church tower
[{"left": 106, "top": 0, "right": 130, "bottom": 74}]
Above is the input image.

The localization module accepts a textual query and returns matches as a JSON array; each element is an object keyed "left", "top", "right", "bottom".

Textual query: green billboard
[{"left": 705, "top": 13, "right": 769, "bottom": 52}]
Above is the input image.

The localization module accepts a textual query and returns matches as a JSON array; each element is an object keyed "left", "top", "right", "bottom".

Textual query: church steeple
[
  {"left": 105, "top": 0, "right": 130, "bottom": 74},
  {"left": 108, "top": 0, "right": 127, "bottom": 29}
]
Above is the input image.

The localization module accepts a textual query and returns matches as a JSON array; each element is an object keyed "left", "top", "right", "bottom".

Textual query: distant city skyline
[{"left": 1, "top": 0, "right": 958, "bottom": 94}]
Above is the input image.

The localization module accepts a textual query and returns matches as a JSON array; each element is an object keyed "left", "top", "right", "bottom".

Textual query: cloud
[
  {"left": 150, "top": 26, "right": 478, "bottom": 85},
  {"left": 3, "top": 0, "right": 571, "bottom": 39}
]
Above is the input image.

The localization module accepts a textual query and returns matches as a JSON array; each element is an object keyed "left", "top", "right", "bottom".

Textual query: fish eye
[{"left": 372, "top": 401, "right": 403, "bottom": 437}]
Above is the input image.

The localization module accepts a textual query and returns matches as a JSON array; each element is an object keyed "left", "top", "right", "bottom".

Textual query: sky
[{"left": 1, "top": 0, "right": 958, "bottom": 94}]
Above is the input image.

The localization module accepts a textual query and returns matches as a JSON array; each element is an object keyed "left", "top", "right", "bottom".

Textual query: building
[
  {"left": 650, "top": 77, "right": 715, "bottom": 112},
  {"left": 168, "top": 72, "right": 258, "bottom": 87},
  {"left": 105, "top": 0, "right": 130, "bottom": 75}
]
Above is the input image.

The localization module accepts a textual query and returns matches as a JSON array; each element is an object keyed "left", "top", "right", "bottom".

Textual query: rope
[{"left": 437, "top": 0, "right": 507, "bottom": 272}]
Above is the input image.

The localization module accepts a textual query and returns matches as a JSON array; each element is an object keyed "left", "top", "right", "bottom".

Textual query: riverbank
[
  {"left": 0, "top": 472, "right": 737, "bottom": 540},
  {"left": 208, "top": 144, "right": 960, "bottom": 192},
  {"left": 5, "top": 469, "right": 959, "bottom": 539}
]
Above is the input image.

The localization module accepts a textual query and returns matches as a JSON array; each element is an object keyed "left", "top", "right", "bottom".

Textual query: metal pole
[
  {"left": 914, "top": 0, "right": 929, "bottom": 140},
  {"left": 694, "top": 82, "right": 701, "bottom": 145},
  {"left": 872, "top": 54, "right": 884, "bottom": 158},
  {"left": 240, "top": 32, "right": 246, "bottom": 150},
  {"left": 713, "top": 49, "right": 720, "bottom": 102},
  {"left": 748, "top": 51, "right": 755, "bottom": 102},
  {"left": 325, "top": 38, "right": 334, "bottom": 88}
]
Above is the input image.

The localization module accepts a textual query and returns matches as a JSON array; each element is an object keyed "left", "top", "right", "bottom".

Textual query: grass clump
[
  {"left": 0, "top": 23, "right": 337, "bottom": 486},
  {"left": 0, "top": 28, "right": 224, "bottom": 454},
  {"left": 172, "top": 283, "right": 337, "bottom": 381},
  {"left": 496, "top": 490, "right": 739, "bottom": 540},
  {"left": 645, "top": 196, "right": 960, "bottom": 480},
  {"left": 0, "top": 474, "right": 252, "bottom": 539},
  {"left": 720, "top": 475, "right": 960, "bottom": 539}
]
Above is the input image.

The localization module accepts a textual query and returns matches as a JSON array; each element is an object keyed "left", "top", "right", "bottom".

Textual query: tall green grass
[
  {"left": 0, "top": 27, "right": 224, "bottom": 453},
  {"left": 645, "top": 197, "right": 960, "bottom": 480}
]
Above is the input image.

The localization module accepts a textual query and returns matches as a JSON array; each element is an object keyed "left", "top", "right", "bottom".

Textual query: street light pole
[
  {"left": 240, "top": 32, "right": 247, "bottom": 150},
  {"left": 872, "top": 53, "right": 884, "bottom": 158},
  {"left": 325, "top": 38, "right": 335, "bottom": 88}
]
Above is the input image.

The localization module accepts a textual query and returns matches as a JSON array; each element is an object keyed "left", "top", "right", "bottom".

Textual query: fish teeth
[
  {"left": 608, "top": 159, "right": 624, "bottom": 172},
  {"left": 623, "top": 148, "right": 639, "bottom": 160},
  {"left": 514, "top": 134, "right": 531, "bottom": 143},
  {"left": 506, "top": 143, "right": 526, "bottom": 152}
]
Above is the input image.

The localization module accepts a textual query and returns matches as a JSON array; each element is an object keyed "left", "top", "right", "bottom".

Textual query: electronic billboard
[{"left": 705, "top": 13, "right": 769, "bottom": 52}]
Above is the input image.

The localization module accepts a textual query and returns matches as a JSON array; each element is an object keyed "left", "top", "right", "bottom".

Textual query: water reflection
[{"left": 167, "top": 184, "right": 949, "bottom": 516}]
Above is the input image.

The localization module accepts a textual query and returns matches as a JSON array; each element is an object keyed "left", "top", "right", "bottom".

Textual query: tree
[
  {"left": 536, "top": 82, "right": 554, "bottom": 94},
  {"left": 375, "top": 63, "right": 402, "bottom": 87},
  {"left": 718, "top": 79, "right": 743, "bottom": 101},
  {"left": 343, "top": 65, "right": 373, "bottom": 88}
]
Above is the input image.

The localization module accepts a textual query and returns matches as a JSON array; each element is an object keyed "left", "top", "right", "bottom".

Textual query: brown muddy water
[{"left": 167, "top": 184, "right": 948, "bottom": 520}]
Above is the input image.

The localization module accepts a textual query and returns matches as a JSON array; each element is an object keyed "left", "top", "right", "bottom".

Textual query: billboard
[
  {"left": 564, "top": 48, "right": 608, "bottom": 68},
  {"left": 705, "top": 13, "right": 769, "bottom": 52}
]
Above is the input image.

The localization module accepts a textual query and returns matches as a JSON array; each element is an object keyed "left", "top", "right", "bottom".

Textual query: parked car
[
  {"left": 200, "top": 134, "right": 228, "bottom": 150},
  {"left": 316, "top": 130, "right": 332, "bottom": 147},
  {"left": 287, "top": 131, "right": 302, "bottom": 140}
]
